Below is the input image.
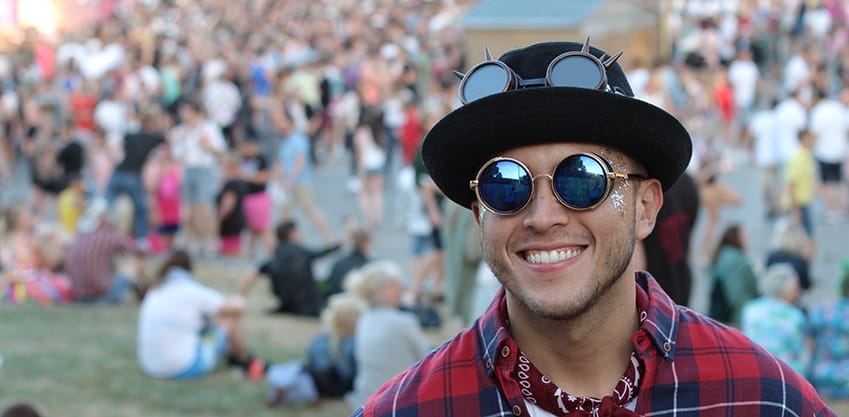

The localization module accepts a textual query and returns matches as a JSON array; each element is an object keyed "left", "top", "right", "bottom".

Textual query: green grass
[
  {"left": 0, "top": 261, "right": 355, "bottom": 417},
  {"left": 3, "top": 260, "right": 848, "bottom": 417}
]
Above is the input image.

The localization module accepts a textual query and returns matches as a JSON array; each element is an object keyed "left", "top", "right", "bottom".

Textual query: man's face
[{"left": 473, "top": 142, "right": 660, "bottom": 321}]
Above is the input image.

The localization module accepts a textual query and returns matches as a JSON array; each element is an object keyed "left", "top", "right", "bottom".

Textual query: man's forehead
[{"left": 495, "top": 143, "right": 634, "bottom": 165}]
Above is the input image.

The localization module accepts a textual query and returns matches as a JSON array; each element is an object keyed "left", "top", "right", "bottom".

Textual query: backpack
[{"left": 708, "top": 274, "right": 732, "bottom": 323}]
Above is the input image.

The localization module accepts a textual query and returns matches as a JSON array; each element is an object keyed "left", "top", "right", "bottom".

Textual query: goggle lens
[
  {"left": 553, "top": 154, "right": 608, "bottom": 209},
  {"left": 477, "top": 159, "right": 533, "bottom": 214},
  {"left": 548, "top": 55, "right": 604, "bottom": 89},
  {"left": 462, "top": 62, "right": 511, "bottom": 103}
]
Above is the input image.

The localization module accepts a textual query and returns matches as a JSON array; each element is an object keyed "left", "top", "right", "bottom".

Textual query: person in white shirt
[
  {"left": 93, "top": 87, "right": 130, "bottom": 148},
  {"left": 809, "top": 88, "right": 849, "bottom": 221},
  {"left": 138, "top": 250, "right": 261, "bottom": 380},
  {"left": 170, "top": 100, "right": 227, "bottom": 256},
  {"left": 727, "top": 48, "right": 760, "bottom": 126},
  {"left": 804, "top": 4, "right": 833, "bottom": 40},
  {"left": 749, "top": 99, "right": 782, "bottom": 219},
  {"left": 201, "top": 64, "right": 241, "bottom": 146},
  {"left": 773, "top": 89, "right": 808, "bottom": 169},
  {"left": 783, "top": 49, "right": 812, "bottom": 97}
]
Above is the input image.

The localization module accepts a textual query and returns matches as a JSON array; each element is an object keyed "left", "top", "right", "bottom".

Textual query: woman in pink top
[{"left": 144, "top": 145, "right": 182, "bottom": 253}]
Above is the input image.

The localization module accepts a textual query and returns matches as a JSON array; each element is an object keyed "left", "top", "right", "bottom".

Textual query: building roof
[
  {"left": 461, "top": 0, "right": 606, "bottom": 29},
  {"left": 461, "top": 0, "right": 658, "bottom": 31}
]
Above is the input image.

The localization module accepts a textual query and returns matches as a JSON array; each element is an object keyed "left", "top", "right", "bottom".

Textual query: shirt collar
[
  {"left": 164, "top": 267, "right": 194, "bottom": 284},
  {"left": 476, "top": 271, "right": 680, "bottom": 373},
  {"left": 634, "top": 271, "right": 680, "bottom": 361}
]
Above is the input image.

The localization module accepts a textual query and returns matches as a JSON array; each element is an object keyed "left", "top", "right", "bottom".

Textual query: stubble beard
[{"left": 483, "top": 217, "right": 637, "bottom": 321}]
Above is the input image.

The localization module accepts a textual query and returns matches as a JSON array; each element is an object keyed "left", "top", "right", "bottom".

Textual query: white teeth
[{"left": 525, "top": 249, "right": 581, "bottom": 264}]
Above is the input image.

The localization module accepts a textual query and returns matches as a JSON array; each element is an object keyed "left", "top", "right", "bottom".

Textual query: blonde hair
[
  {"left": 344, "top": 260, "right": 404, "bottom": 308},
  {"left": 320, "top": 293, "right": 366, "bottom": 359},
  {"left": 321, "top": 292, "right": 365, "bottom": 338}
]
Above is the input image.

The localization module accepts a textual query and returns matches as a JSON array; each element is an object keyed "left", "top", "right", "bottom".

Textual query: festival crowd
[{"left": 0, "top": 0, "right": 848, "bottom": 411}]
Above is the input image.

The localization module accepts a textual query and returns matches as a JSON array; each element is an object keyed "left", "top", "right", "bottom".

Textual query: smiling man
[{"left": 350, "top": 40, "right": 834, "bottom": 417}]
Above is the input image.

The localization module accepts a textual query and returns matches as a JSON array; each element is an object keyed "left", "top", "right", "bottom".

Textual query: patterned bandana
[
  {"left": 513, "top": 351, "right": 642, "bottom": 416},
  {"left": 511, "top": 293, "right": 648, "bottom": 417}
]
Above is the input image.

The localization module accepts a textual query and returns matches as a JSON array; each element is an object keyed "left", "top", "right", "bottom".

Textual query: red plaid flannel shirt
[{"left": 352, "top": 272, "right": 835, "bottom": 417}]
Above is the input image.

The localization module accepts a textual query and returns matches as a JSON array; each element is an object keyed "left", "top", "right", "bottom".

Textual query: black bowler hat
[{"left": 422, "top": 40, "right": 692, "bottom": 210}]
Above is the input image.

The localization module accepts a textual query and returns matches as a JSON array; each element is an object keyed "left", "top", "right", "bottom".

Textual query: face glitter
[{"left": 601, "top": 148, "right": 629, "bottom": 216}]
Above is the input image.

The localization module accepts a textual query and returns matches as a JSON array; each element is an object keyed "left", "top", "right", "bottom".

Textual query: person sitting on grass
[
  {"left": 741, "top": 263, "right": 809, "bottom": 374},
  {"left": 321, "top": 225, "right": 372, "bottom": 303},
  {"left": 66, "top": 198, "right": 146, "bottom": 304},
  {"left": 137, "top": 249, "right": 264, "bottom": 380},
  {"left": 239, "top": 220, "right": 341, "bottom": 316},
  {"left": 266, "top": 292, "right": 365, "bottom": 407},
  {"left": 343, "top": 260, "right": 431, "bottom": 409}
]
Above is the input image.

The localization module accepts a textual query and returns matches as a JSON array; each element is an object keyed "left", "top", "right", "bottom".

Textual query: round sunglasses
[
  {"left": 469, "top": 153, "right": 646, "bottom": 215},
  {"left": 455, "top": 37, "right": 624, "bottom": 104}
]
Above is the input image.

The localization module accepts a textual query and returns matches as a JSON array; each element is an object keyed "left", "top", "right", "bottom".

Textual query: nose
[{"left": 522, "top": 175, "right": 569, "bottom": 231}]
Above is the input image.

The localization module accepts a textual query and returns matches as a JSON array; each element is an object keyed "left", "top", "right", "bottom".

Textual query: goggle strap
[{"left": 518, "top": 77, "right": 547, "bottom": 88}]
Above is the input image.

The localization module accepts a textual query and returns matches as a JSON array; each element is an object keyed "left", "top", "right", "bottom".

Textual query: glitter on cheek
[
  {"left": 601, "top": 148, "right": 629, "bottom": 216},
  {"left": 610, "top": 187, "right": 626, "bottom": 213}
]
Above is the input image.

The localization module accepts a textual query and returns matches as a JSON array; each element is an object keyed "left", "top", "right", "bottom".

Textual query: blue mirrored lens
[
  {"left": 463, "top": 63, "right": 510, "bottom": 102},
  {"left": 478, "top": 160, "right": 532, "bottom": 213},
  {"left": 549, "top": 55, "right": 602, "bottom": 89},
  {"left": 553, "top": 155, "right": 607, "bottom": 208}
]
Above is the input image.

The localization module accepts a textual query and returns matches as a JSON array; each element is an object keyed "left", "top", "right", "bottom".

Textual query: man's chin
[{"left": 518, "top": 291, "right": 594, "bottom": 322}]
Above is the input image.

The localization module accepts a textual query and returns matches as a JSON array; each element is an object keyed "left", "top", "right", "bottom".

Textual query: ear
[
  {"left": 471, "top": 201, "right": 483, "bottom": 226},
  {"left": 635, "top": 179, "right": 663, "bottom": 240}
]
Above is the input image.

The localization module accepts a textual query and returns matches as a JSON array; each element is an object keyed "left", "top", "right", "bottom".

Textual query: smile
[{"left": 523, "top": 248, "right": 583, "bottom": 264}]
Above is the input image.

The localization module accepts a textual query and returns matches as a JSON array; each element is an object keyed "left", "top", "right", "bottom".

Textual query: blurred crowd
[
  {"left": 0, "top": 0, "right": 469, "bottom": 302},
  {"left": 0, "top": 0, "right": 848, "bottom": 410}
]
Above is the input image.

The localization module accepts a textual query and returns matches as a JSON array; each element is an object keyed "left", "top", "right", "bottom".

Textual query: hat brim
[{"left": 422, "top": 87, "right": 692, "bottom": 209}]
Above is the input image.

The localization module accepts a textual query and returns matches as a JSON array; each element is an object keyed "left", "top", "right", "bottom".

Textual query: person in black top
[
  {"left": 105, "top": 108, "right": 167, "bottom": 246},
  {"left": 637, "top": 172, "right": 701, "bottom": 306},
  {"left": 217, "top": 152, "right": 250, "bottom": 257},
  {"left": 239, "top": 220, "right": 342, "bottom": 317},
  {"left": 56, "top": 119, "right": 85, "bottom": 189},
  {"left": 322, "top": 226, "right": 372, "bottom": 302}
]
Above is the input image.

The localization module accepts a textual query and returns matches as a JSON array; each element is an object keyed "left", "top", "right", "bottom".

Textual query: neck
[{"left": 508, "top": 271, "right": 639, "bottom": 399}]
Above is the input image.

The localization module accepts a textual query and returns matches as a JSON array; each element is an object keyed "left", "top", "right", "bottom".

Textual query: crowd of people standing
[{"left": 0, "top": 0, "right": 468, "bottom": 305}]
